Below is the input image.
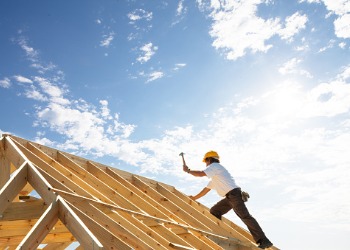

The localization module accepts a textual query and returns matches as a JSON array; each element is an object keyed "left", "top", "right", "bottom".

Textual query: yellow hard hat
[{"left": 203, "top": 151, "right": 220, "bottom": 162}]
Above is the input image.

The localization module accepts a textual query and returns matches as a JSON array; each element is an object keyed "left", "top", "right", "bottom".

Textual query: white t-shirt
[{"left": 204, "top": 163, "right": 239, "bottom": 197}]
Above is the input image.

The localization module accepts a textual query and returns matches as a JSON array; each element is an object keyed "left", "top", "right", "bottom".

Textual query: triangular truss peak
[{"left": 0, "top": 134, "right": 279, "bottom": 249}]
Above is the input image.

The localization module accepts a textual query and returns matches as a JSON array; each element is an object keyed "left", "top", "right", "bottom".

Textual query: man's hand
[
  {"left": 183, "top": 165, "right": 189, "bottom": 173},
  {"left": 189, "top": 195, "right": 196, "bottom": 200}
]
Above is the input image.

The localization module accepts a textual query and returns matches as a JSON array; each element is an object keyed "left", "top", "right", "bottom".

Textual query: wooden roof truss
[{"left": 0, "top": 134, "right": 277, "bottom": 249}]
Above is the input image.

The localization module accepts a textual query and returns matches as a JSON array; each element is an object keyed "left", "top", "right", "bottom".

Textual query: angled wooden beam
[
  {"left": 67, "top": 201, "right": 132, "bottom": 250},
  {"left": 10, "top": 139, "right": 92, "bottom": 198},
  {"left": 3, "top": 135, "right": 26, "bottom": 169},
  {"left": 17, "top": 198, "right": 59, "bottom": 249},
  {"left": 132, "top": 175, "right": 211, "bottom": 230},
  {"left": 0, "top": 161, "right": 28, "bottom": 215},
  {"left": 0, "top": 136, "right": 10, "bottom": 188},
  {"left": 49, "top": 188, "right": 246, "bottom": 248},
  {"left": 55, "top": 151, "right": 138, "bottom": 210},
  {"left": 89, "top": 162, "right": 184, "bottom": 222},
  {"left": 69, "top": 199, "right": 161, "bottom": 250},
  {"left": 57, "top": 197, "right": 103, "bottom": 249}
]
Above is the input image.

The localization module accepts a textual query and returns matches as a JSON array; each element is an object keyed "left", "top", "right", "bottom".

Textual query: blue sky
[{"left": 1, "top": 0, "right": 350, "bottom": 249}]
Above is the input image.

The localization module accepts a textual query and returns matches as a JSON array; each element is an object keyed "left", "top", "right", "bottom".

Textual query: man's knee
[{"left": 210, "top": 208, "right": 222, "bottom": 220}]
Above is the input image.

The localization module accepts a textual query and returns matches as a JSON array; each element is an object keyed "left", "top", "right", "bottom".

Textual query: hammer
[{"left": 179, "top": 152, "right": 186, "bottom": 166}]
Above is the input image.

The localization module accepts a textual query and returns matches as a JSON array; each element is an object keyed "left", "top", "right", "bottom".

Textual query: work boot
[{"left": 258, "top": 238, "right": 273, "bottom": 249}]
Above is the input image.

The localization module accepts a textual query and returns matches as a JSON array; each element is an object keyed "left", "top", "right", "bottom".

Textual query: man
[{"left": 183, "top": 150, "right": 273, "bottom": 249}]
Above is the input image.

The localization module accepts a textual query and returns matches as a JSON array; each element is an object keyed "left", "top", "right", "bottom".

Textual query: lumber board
[
  {"left": 0, "top": 219, "right": 68, "bottom": 237},
  {"left": 0, "top": 137, "right": 10, "bottom": 188},
  {"left": 73, "top": 200, "right": 163, "bottom": 250},
  {"left": 89, "top": 162, "right": 178, "bottom": 221},
  {"left": 132, "top": 175, "right": 208, "bottom": 228},
  {"left": 0, "top": 162, "right": 28, "bottom": 215},
  {"left": 12, "top": 140, "right": 92, "bottom": 199},
  {"left": 17, "top": 199, "right": 59, "bottom": 249},
  {"left": 57, "top": 197, "right": 103, "bottom": 249},
  {"left": 68, "top": 201, "right": 132, "bottom": 250},
  {"left": 3, "top": 136, "right": 26, "bottom": 169},
  {"left": 0, "top": 232, "right": 75, "bottom": 247},
  {"left": 56, "top": 151, "right": 138, "bottom": 211},
  {"left": 0, "top": 199, "right": 47, "bottom": 221}
]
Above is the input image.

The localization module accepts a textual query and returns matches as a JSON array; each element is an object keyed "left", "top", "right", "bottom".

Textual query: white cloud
[
  {"left": 128, "top": 9, "right": 153, "bottom": 23},
  {"left": 18, "top": 37, "right": 39, "bottom": 62},
  {"left": 334, "top": 14, "right": 350, "bottom": 38},
  {"left": 321, "top": 0, "right": 350, "bottom": 38},
  {"left": 208, "top": 0, "right": 281, "bottom": 60},
  {"left": 176, "top": 0, "right": 186, "bottom": 16},
  {"left": 278, "top": 12, "right": 308, "bottom": 41},
  {"left": 146, "top": 71, "right": 164, "bottom": 83},
  {"left": 173, "top": 63, "right": 187, "bottom": 71},
  {"left": 137, "top": 43, "right": 158, "bottom": 63},
  {"left": 0, "top": 77, "right": 11, "bottom": 88},
  {"left": 24, "top": 86, "right": 47, "bottom": 101},
  {"left": 14, "top": 75, "right": 33, "bottom": 84},
  {"left": 318, "top": 39, "right": 336, "bottom": 52},
  {"left": 279, "top": 58, "right": 313, "bottom": 78},
  {"left": 100, "top": 32, "right": 115, "bottom": 48}
]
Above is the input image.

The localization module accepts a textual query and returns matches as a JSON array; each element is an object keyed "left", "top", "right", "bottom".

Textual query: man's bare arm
[
  {"left": 190, "top": 187, "right": 211, "bottom": 200},
  {"left": 183, "top": 165, "right": 206, "bottom": 177}
]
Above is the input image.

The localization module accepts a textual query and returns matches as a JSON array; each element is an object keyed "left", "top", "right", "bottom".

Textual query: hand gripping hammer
[{"left": 179, "top": 152, "right": 186, "bottom": 166}]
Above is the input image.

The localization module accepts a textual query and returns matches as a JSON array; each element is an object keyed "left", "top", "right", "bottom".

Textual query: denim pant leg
[{"left": 227, "top": 189, "right": 266, "bottom": 243}]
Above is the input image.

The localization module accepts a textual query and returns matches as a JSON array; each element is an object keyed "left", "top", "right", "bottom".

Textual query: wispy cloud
[
  {"left": 137, "top": 42, "right": 158, "bottom": 63},
  {"left": 173, "top": 63, "right": 186, "bottom": 71},
  {"left": 279, "top": 58, "right": 313, "bottom": 78},
  {"left": 278, "top": 12, "right": 308, "bottom": 42},
  {"left": 100, "top": 32, "right": 115, "bottom": 48},
  {"left": 14, "top": 75, "right": 33, "bottom": 84},
  {"left": 0, "top": 77, "right": 11, "bottom": 88},
  {"left": 128, "top": 9, "right": 153, "bottom": 23}
]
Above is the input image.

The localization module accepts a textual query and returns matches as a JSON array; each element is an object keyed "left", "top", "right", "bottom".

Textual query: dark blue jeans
[{"left": 209, "top": 188, "right": 266, "bottom": 243}]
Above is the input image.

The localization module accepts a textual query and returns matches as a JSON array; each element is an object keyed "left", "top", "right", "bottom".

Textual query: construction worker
[{"left": 183, "top": 150, "right": 273, "bottom": 249}]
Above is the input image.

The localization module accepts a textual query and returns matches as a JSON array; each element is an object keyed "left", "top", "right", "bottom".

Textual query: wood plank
[
  {"left": 89, "top": 162, "right": 180, "bottom": 221},
  {"left": 0, "top": 199, "right": 48, "bottom": 221},
  {"left": 0, "top": 220, "right": 69, "bottom": 238},
  {"left": 67, "top": 201, "right": 132, "bottom": 250},
  {"left": 57, "top": 197, "right": 103, "bottom": 249},
  {"left": 70, "top": 199, "right": 162, "bottom": 250},
  {"left": 56, "top": 151, "right": 138, "bottom": 210},
  {"left": 132, "top": 175, "right": 209, "bottom": 229},
  {"left": 11, "top": 140, "right": 92, "bottom": 199},
  {"left": 3, "top": 136, "right": 26, "bottom": 169},
  {"left": 0, "top": 137, "right": 10, "bottom": 188},
  {"left": 0, "top": 162, "right": 28, "bottom": 215},
  {"left": 169, "top": 242, "right": 195, "bottom": 250},
  {"left": 17, "top": 199, "right": 59, "bottom": 249},
  {"left": 0, "top": 232, "right": 75, "bottom": 247}
]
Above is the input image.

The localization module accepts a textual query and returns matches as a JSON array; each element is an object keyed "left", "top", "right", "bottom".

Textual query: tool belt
[{"left": 241, "top": 191, "right": 250, "bottom": 202}]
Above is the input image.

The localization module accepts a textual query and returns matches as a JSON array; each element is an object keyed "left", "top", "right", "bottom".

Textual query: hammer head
[{"left": 179, "top": 152, "right": 184, "bottom": 157}]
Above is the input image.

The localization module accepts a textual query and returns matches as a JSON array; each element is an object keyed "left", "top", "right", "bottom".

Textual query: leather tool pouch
[{"left": 241, "top": 191, "right": 250, "bottom": 202}]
